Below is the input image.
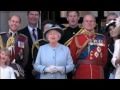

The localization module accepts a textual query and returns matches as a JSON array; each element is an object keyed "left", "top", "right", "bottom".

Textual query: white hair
[{"left": 46, "top": 30, "right": 62, "bottom": 42}]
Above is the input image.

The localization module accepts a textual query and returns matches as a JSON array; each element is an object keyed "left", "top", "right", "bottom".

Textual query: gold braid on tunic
[
  {"left": 64, "top": 27, "right": 87, "bottom": 46},
  {"left": 6, "top": 36, "right": 15, "bottom": 48},
  {"left": 32, "top": 39, "right": 46, "bottom": 59},
  {"left": 0, "top": 35, "right": 4, "bottom": 49}
]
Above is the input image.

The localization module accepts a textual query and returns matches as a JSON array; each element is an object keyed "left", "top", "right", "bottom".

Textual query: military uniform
[
  {"left": 69, "top": 30, "right": 108, "bottom": 79},
  {"left": 60, "top": 26, "right": 81, "bottom": 45},
  {"left": 32, "top": 39, "right": 48, "bottom": 62},
  {"left": 0, "top": 32, "right": 29, "bottom": 79},
  {"left": 59, "top": 26, "right": 84, "bottom": 79},
  {"left": 32, "top": 39, "right": 48, "bottom": 78}
]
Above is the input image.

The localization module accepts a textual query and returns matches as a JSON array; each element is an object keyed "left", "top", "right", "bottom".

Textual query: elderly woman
[
  {"left": 33, "top": 23, "right": 74, "bottom": 79},
  {"left": 106, "top": 17, "right": 120, "bottom": 79}
]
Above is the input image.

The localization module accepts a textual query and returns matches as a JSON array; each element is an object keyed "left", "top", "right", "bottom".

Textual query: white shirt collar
[
  {"left": 28, "top": 25, "right": 38, "bottom": 42},
  {"left": 28, "top": 25, "right": 37, "bottom": 32},
  {"left": 9, "top": 29, "right": 17, "bottom": 36}
]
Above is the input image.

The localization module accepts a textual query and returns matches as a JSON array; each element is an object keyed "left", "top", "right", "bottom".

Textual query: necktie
[{"left": 32, "top": 29, "right": 37, "bottom": 40}]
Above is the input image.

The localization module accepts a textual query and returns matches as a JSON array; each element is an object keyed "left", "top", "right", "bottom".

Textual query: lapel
[
  {"left": 25, "top": 27, "right": 42, "bottom": 48},
  {"left": 37, "top": 28, "right": 42, "bottom": 39},
  {"left": 26, "top": 27, "right": 33, "bottom": 45}
]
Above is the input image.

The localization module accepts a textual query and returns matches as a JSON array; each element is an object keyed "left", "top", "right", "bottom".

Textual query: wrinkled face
[
  {"left": 46, "top": 30, "right": 61, "bottom": 43},
  {"left": 8, "top": 16, "right": 20, "bottom": 32},
  {"left": 27, "top": 11, "right": 40, "bottom": 26},
  {"left": 82, "top": 15, "right": 96, "bottom": 31},
  {"left": 67, "top": 11, "right": 79, "bottom": 27},
  {"left": 0, "top": 51, "right": 8, "bottom": 64}
]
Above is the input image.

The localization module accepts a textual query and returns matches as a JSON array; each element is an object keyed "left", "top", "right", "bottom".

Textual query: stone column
[{"left": 0, "top": 11, "right": 9, "bottom": 32}]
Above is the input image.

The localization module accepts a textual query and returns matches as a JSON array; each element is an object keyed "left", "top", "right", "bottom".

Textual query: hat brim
[
  {"left": 106, "top": 22, "right": 116, "bottom": 32},
  {"left": 44, "top": 28, "right": 63, "bottom": 40}
]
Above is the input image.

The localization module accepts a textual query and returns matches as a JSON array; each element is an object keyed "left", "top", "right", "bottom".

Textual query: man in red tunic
[{"left": 69, "top": 14, "right": 108, "bottom": 79}]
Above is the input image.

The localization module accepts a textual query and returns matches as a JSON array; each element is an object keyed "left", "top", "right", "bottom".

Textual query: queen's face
[{"left": 46, "top": 30, "right": 61, "bottom": 43}]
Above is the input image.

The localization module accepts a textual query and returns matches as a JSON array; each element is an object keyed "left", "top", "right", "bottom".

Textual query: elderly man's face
[
  {"left": 8, "top": 16, "right": 21, "bottom": 32},
  {"left": 82, "top": 15, "right": 96, "bottom": 31}
]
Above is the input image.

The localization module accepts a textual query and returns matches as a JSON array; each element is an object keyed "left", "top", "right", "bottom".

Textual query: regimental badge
[
  {"left": 93, "top": 40, "right": 97, "bottom": 43},
  {"left": 73, "top": 32, "right": 75, "bottom": 35},
  {"left": 18, "top": 41, "right": 24, "bottom": 48},
  {"left": 89, "top": 39, "right": 94, "bottom": 45},
  {"left": 97, "top": 40, "right": 105, "bottom": 46},
  {"left": 94, "top": 52, "right": 99, "bottom": 58},
  {"left": 97, "top": 46, "right": 101, "bottom": 53}
]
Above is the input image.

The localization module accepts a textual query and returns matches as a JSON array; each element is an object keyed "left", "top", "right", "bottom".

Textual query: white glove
[
  {"left": 44, "top": 65, "right": 57, "bottom": 73},
  {"left": 55, "top": 66, "right": 65, "bottom": 74}
]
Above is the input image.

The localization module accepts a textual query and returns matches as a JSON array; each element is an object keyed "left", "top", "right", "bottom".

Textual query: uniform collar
[
  {"left": 68, "top": 26, "right": 79, "bottom": 30},
  {"left": 9, "top": 29, "right": 17, "bottom": 37}
]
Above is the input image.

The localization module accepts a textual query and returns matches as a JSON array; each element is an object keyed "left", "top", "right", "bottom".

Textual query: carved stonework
[{"left": 60, "top": 11, "right": 98, "bottom": 18}]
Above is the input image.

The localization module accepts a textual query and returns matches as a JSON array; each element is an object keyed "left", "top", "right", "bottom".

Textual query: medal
[
  {"left": 94, "top": 52, "right": 99, "bottom": 58},
  {"left": 97, "top": 46, "right": 101, "bottom": 53},
  {"left": 18, "top": 41, "right": 24, "bottom": 48}
]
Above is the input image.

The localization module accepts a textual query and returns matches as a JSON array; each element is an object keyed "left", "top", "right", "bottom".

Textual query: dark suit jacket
[{"left": 18, "top": 26, "right": 43, "bottom": 70}]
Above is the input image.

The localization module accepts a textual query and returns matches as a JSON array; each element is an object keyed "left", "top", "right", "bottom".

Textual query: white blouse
[
  {"left": 111, "top": 39, "right": 120, "bottom": 67},
  {"left": 0, "top": 66, "right": 16, "bottom": 79},
  {"left": 111, "top": 39, "right": 120, "bottom": 79}
]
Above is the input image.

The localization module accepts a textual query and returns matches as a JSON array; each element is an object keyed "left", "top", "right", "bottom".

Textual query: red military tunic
[{"left": 69, "top": 32, "right": 108, "bottom": 79}]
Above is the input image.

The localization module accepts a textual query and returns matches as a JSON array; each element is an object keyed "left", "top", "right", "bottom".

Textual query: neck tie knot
[{"left": 32, "top": 29, "right": 37, "bottom": 40}]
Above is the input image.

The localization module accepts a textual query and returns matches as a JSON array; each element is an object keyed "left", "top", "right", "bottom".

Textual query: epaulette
[
  {"left": 0, "top": 32, "right": 7, "bottom": 49},
  {"left": 32, "top": 39, "right": 47, "bottom": 49},
  {"left": 63, "top": 27, "right": 67, "bottom": 31},
  {"left": 0, "top": 32, "right": 8, "bottom": 39},
  {"left": 32, "top": 39, "right": 46, "bottom": 59},
  {"left": 0, "top": 32, "right": 7, "bottom": 35},
  {"left": 19, "top": 33, "right": 28, "bottom": 39}
]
